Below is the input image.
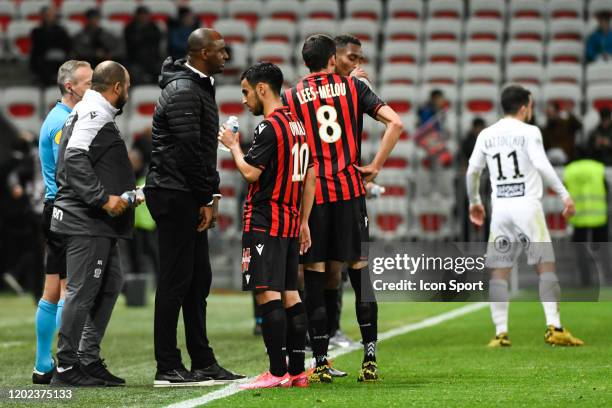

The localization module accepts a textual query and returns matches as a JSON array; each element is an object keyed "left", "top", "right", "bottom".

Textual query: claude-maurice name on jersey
[{"left": 296, "top": 82, "right": 347, "bottom": 104}]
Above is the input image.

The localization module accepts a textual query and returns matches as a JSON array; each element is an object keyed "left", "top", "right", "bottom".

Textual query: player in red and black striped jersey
[
  {"left": 218, "top": 62, "right": 316, "bottom": 389},
  {"left": 284, "top": 35, "right": 404, "bottom": 383}
]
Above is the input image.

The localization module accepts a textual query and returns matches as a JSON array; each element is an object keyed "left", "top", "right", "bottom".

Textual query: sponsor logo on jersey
[
  {"left": 255, "top": 244, "right": 264, "bottom": 255},
  {"left": 257, "top": 123, "right": 267, "bottom": 134},
  {"left": 497, "top": 182, "right": 525, "bottom": 198},
  {"left": 90, "top": 111, "right": 98, "bottom": 120},
  {"left": 242, "top": 248, "right": 251, "bottom": 273},
  {"left": 494, "top": 235, "right": 511, "bottom": 253},
  {"left": 93, "top": 268, "right": 102, "bottom": 278},
  {"left": 54, "top": 130, "right": 62, "bottom": 145}
]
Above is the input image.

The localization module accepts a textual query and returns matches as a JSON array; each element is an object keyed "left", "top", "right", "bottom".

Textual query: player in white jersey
[{"left": 466, "top": 85, "right": 583, "bottom": 347}]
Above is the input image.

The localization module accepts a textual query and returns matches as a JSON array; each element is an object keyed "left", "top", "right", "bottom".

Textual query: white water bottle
[{"left": 219, "top": 116, "right": 239, "bottom": 152}]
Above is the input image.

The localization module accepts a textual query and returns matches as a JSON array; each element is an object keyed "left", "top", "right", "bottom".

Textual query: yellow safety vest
[{"left": 563, "top": 160, "right": 608, "bottom": 228}]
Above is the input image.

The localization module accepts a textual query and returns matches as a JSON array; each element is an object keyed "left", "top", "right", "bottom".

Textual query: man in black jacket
[
  {"left": 145, "top": 28, "right": 245, "bottom": 387},
  {"left": 51, "top": 61, "right": 138, "bottom": 387}
]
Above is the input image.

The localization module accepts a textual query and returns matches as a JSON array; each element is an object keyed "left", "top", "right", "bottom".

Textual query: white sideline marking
[{"left": 165, "top": 302, "right": 488, "bottom": 408}]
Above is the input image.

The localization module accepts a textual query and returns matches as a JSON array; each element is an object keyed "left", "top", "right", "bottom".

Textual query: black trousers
[{"left": 146, "top": 188, "right": 216, "bottom": 372}]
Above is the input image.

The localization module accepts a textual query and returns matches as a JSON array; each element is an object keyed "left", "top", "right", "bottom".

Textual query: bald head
[
  {"left": 188, "top": 28, "right": 222, "bottom": 55},
  {"left": 91, "top": 61, "right": 128, "bottom": 92},
  {"left": 186, "top": 28, "right": 228, "bottom": 76}
]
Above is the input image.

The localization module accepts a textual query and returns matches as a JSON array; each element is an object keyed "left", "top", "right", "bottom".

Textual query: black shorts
[
  {"left": 300, "top": 196, "right": 369, "bottom": 264},
  {"left": 241, "top": 231, "right": 299, "bottom": 292},
  {"left": 42, "top": 200, "right": 67, "bottom": 279}
]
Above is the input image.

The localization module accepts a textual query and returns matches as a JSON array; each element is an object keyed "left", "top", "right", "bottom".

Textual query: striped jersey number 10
[
  {"left": 291, "top": 142, "right": 309, "bottom": 182},
  {"left": 317, "top": 105, "right": 342, "bottom": 143}
]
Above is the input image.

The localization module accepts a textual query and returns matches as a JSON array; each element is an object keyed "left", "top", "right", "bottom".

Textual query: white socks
[
  {"left": 539, "top": 272, "right": 561, "bottom": 328},
  {"left": 489, "top": 279, "right": 509, "bottom": 335}
]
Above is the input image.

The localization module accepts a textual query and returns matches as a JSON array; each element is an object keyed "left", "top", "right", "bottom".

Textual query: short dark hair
[
  {"left": 430, "top": 89, "right": 443, "bottom": 100},
  {"left": 91, "top": 61, "right": 127, "bottom": 92},
  {"left": 85, "top": 8, "right": 100, "bottom": 20},
  {"left": 501, "top": 85, "right": 532, "bottom": 115},
  {"left": 472, "top": 117, "right": 486, "bottom": 128},
  {"left": 334, "top": 34, "right": 361, "bottom": 49},
  {"left": 599, "top": 107, "right": 611, "bottom": 120},
  {"left": 240, "top": 62, "right": 284, "bottom": 96},
  {"left": 302, "top": 34, "right": 336, "bottom": 72}
]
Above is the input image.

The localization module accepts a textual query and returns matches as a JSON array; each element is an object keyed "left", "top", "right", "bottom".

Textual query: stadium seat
[
  {"left": 549, "top": 0, "right": 584, "bottom": 19},
  {"left": 299, "top": 19, "right": 338, "bottom": 40},
  {"left": 383, "top": 19, "right": 421, "bottom": 42},
  {"left": 251, "top": 41, "right": 292, "bottom": 64},
  {"left": 549, "top": 18, "right": 584, "bottom": 41},
  {"left": 382, "top": 40, "right": 421, "bottom": 64},
  {"left": 218, "top": 169, "right": 242, "bottom": 198},
  {"left": 19, "top": 0, "right": 49, "bottom": 22},
  {"left": 127, "top": 116, "right": 153, "bottom": 146},
  {"left": 506, "top": 63, "right": 545, "bottom": 85},
  {"left": 142, "top": 0, "right": 176, "bottom": 25},
  {"left": 464, "top": 40, "right": 502, "bottom": 64},
  {"left": 509, "top": 0, "right": 547, "bottom": 19},
  {"left": 546, "top": 63, "right": 583, "bottom": 84},
  {"left": 189, "top": 0, "right": 224, "bottom": 27},
  {"left": 589, "top": 0, "right": 612, "bottom": 17},
  {"left": 547, "top": 40, "right": 583, "bottom": 63},
  {"left": 345, "top": 0, "right": 382, "bottom": 21},
  {"left": 42, "top": 86, "right": 60, "bottom": 113},
  {"left": 217, "top": 85, "right": 247, "bottom": 117},
  {"left": 303, "top": 0, "right": 339, "bottom": 20},
  {"left": 6, "top": 20, "right": 36, "bottom": 58},
  {"left": 2, "top": 86, "right": 42, "bottom": 133},
  {"left": 101, "top": 0, "right": 137, "bottom": 25},
  {"left": 465, "top": 18, "right": 504, "bottom": 41},
  {"left": 213, "top": 19, "right": 252, "bottom": 44},
  {"left": 227, "top": 0, "right": 264, "bottom": 29},
  {"left": 461, "top": 84, "right": 499, "bottom": 117},
  {"left": 462, "top": 64, "right": 501, "bottom": 84},
  {"left": 0, "top": 2, "right": 16, "bottom": 32},
  {"left": 130, "top": 85, "right": 159, "bottom": 118},
  {"left": 276, "top": 63, "right": 297, "bottom": 86},
  {"left": 225, "top": 43, "right": 248, "bottom": 77},
  {"left": 256, "top": 19, "right": 296, "bottom": 43},
  {"left": 386, "top": 0, "right": 423, "bottom": 20},
  {"left": 509, "top": 19, "right": 546, "bottom": 41},
  {"left": 369, "top": 196, "right": 410, "bottom": 239},
  {"left": 358, "top": 42, "right": 378, "bottom": 65},
  {"left": 586, "top": 62, "right": 612, "bottom": 85},
  {"left": 543, "top": 83, "right": 582, "bottom": 114},
  {"left": 428, "top": 0, "right": 464, "bottom": 19},
  {"left": 587, "top": 84, "right": 612, "bottom": 111},
  {"left": 216, "top": 196, "right": 241, "bottom": 238},
  {"left": 506, "top": 40, "right": 544, "bottom": 64},
  {"left": 411, "top": 196, "right": 454, "bottom": 240},
  {"left": 469, "top": 0, "right": 506, "bottom": 19},
  {"left": 421, "top": 63, "right": 459, "bottom": 85},
  {"left": 379, "top": 64, "right": 420, "bottom": 86},
  {"left": 339, "top": 18, "right": 379, "bottom": 43},
  {"left": 379, "top": 85, "right": 418, "bottom": 116},
  {"left": 265, "top": 0, "right": 302, "bottom": 22},
  {"left": 583, "top": 109, "right": 600, "bottom": 135},
  {"left": 424, "top": 41, "right": 461, "bottom": 64},
  {"left": 424, "top": 18, "right": 462, "bottom": 41},
  {"left": 60, "top": 0, "right": 96, "bottom": 25}
]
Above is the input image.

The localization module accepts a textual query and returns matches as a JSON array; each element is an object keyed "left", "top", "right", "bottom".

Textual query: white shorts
[{"left": 485, "top": 199, "right": 555, "bottom": 268}]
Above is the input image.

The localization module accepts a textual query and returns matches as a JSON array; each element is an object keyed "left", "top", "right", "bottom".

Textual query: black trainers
[
  {"left": 32, "top": 368, "right": 54, "bottom": 385},
  {"left": 154, "top": 367, "right": 213, "bottom": 387},
  {"left": 191, "top": 363, "right": 246, "bottom": 383},
  {"left": 82, "top": 359, "right": 125, "bottom": 386},
  {"left": 50, "top": 364, "right": 106, "bottom": 387}
]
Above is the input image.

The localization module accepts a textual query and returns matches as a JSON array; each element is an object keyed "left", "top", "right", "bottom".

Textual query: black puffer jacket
[{"left": 145, "top": 57, "right": 220, "bottom": 205}]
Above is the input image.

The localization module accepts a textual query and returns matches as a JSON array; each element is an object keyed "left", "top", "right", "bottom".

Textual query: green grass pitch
[{"left": 1, "top": 292, "right": 610, "bottom": 407}]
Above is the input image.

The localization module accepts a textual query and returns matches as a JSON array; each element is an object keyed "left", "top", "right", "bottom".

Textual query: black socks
[
  {"left": 259, "top": 299, "right": 287, "bottom": 377},
  {"left": 348, "top": 267, "right": 378, "bottom": 363},
  {"left": 304, "top": 270, "right": 329, "bottom": 366},
  {"left": 285, "top": 302, "right": 307, "bottom": 375},
  {"left": 324, "top": 288, "right": 340, "bottom": 336}
]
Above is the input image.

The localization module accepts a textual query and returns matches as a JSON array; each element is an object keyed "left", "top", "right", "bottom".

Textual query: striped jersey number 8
[
  {"left": 317, "top": 105, "right": 342, "bottom": 143},
  {"left": 291, "top": 142, "right": 309, "bottom": 182}
]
